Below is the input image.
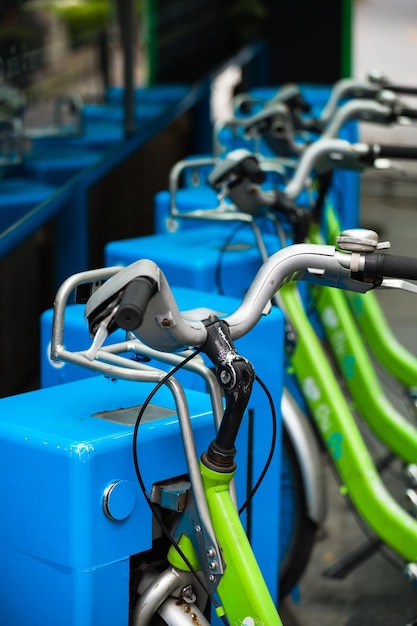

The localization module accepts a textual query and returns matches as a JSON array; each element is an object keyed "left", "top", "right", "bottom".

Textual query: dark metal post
[{"left": 116, "top": 0, "right": 135, "bottom": 135}]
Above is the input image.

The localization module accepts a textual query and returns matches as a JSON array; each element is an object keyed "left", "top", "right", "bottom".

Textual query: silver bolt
[
  {"left": 208, "top": 574, "right": 216, "bottom": 582},
  {"left": 404, "top": 489, "right": 417, "bottom": 515},
  {"left": 405, "top": 562, "right": 417, "bottom": 583},
  {"left": 195, "top": 525, "right": 202, "bottom": 534},
  {"left": 220, "top": 370, "right": 231, "bottom": 384},
  {"left": 378, "top": 89, "right": 397, "bottom": 106},
  {"left": 206, "top": 547, "right": 215, "bottom": 558},
  {"left": 209, "top": 560, "right": 219, "bottom": 571},
  {"left": 405, "top": 464, "right": 417, "bottom": 488},
  {"left": 181, "top": 585, "right": 197, "bottom": 604}
]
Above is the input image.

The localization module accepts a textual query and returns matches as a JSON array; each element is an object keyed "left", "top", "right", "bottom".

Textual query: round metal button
[{"left": 103, "top": 480, "right": 136, "bottom": 521}]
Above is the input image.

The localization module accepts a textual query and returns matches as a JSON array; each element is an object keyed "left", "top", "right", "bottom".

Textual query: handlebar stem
[{"left": 200, "top": 316, "right": 255, "bottom": 472}]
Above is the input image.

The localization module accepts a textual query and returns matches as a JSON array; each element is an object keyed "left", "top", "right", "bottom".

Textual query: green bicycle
[{"left": 50, "top": 234, "right": 417, "bottom": 624}]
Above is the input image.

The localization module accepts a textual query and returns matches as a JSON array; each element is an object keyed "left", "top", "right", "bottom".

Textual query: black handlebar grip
[
  {"left": 303, "top": 117, "right": 324, "bottom": 133},
  {"left": 398, "top": 107, "right": 417, "bottom": 120},
  {"left": 287, "top": 93, "right": 311, "bottom": 113},
  {"left": 240, "top": 157, "right": 266, "bottom": 184},
  {"left": 369, "top": 144, "right": 417, "bottom": 160},
  {"left": 385, "top": 84, "right": 417, "bottom": 96},
  {"left": 114, "top": 276, "right": 157, "bottom": 330},
  {"left": 362, "top": 253, "right": 417, "bottom": 282}
]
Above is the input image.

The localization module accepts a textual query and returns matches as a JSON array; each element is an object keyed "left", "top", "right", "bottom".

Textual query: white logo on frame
[
  {"left": 302, "top": 376, "right": 321, "bottom": 401},
  {"left": 322, "top": 306, "right": 339, "bottom": 329}
]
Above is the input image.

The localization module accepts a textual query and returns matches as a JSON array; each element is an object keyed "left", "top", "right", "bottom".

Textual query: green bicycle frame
[
  {"left": 348, "top": 289, "right": 417, "bottom": 387},
  {"left": 317, "top": 280, "right": 417, "bottom": 463},
  {"left": 310, "top": 278, "right": 417, "bottom": 461},
  {"left": 168, "top": 463, "right": 281, "bottom": 625},
  {"left": 306, "top": 211, "right": 417, "bottom": 463},
  {"left": 325, "top": 201, "right": 417, "bottom": 388},
  {"left": 280, "top": 281, "right": 417, "bottom": 562}
]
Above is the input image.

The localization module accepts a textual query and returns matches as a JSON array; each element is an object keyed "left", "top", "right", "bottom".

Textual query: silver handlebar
[
  {"left": 321, "top": 98, "right": 395, "bottom": 139},
  {"left": 319, "top": 77, "right": 383, "bottom": 124},
  {"left": 284, "top": 138, "right": 372, "bottom": 199},
  {"left": 51, "top": 240, "right": 377, "bottom": 372},
  {"left": 164, "top": 136, "right": 387, "bottom": 231}
]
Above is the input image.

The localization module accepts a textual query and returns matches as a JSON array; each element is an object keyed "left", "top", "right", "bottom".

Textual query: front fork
[
  {"left": 132, "top": 464, "right": 281, "bottom": 625},
  {"left": 200, "top": 462, "right": 281, "bottom": 625}
]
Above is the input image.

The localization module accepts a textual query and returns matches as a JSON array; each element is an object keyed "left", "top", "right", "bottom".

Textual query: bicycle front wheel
[{"left": 279, "top": 424, "right": 318, "bottom": 599}]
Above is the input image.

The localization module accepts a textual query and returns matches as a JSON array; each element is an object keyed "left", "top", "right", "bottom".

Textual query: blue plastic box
[
  {"left": 22, "top": 144, "right": 103, "bottom": 186},
  {"left": 105, "top": 84, "right": 189, "bottom": 105},
  {"left": 81, "top": 101, "right": 165, "bottom": 124},
  {"left": 0, "top": 176, "right": 58, "bottom": 231},
  {"left": 35, "top": 119, "right": 124, "bottom": 153},
  {"left": 0, "top": 376, "right": 234, "bottom": 625},
  {"left": 105, "top": 225, "right": 281, "bottom": 299},
  {"left": 154, "top": 186, "right": 219, "bottom": 233}
]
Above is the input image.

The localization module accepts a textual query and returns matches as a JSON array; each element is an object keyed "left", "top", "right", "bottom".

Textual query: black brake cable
[
  {"left": 132, "top": 348, "right": 229, "bottom": 625},
  {"left": 238, "top": 373, "right": 277, "bottom": 515},
  {"left": 215, "top": 220, "right": 251, "bottom": 295}
]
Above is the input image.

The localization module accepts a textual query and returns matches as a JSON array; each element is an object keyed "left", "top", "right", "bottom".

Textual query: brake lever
[
  {"left": 379, "top": 278, "right": 417, "bottom": 294},
  {"left": 85, "top": 308, "right": 119, "bottom": 361}
]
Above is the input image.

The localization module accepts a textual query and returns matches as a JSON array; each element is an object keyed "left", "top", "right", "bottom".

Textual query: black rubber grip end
[
  {"left": 399, "top": 107, "right": 417, "bottom": 120},
  {"left": 386, "top": 84, "right": 417, "bottom": 97},
  {"left": 240, "top": 157, "right": 266, "bottom": 184},
  {"left": 374, "top": 144, "right": 417, "bottom": 160},
  {"left": 363, "top": 253, "right": 417, "bottom": 281},
  {"left": 115, "top": 276, "right": 157, "bottom": 330}
]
